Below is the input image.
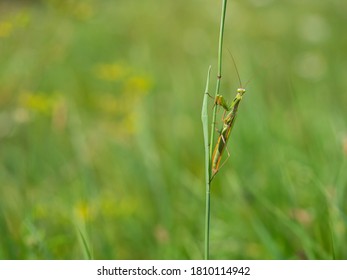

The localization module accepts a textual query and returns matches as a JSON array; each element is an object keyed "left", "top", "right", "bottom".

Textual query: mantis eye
[{"left": 237, "top": 88, "right": 246, "bottom": 95}]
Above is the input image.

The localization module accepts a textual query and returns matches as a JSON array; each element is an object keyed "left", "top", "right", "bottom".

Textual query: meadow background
[{"left": 0, "top": 0, "right": 346, "bottom": 259}]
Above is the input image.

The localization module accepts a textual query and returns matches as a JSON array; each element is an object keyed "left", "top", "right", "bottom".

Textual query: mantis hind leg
[
  {"left": 217, "top": 134, "right": 231, "bottom": 172},
  {"left": 218, "top": 145, "right": 231, "bottom": 172},
  {"left": 209, "top": 134, "right": 231, "bottom": 182}
]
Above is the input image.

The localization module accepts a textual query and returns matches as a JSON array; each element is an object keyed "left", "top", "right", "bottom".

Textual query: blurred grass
[{"left": 0, "top": 0, "right": 346, "bottom": 259}]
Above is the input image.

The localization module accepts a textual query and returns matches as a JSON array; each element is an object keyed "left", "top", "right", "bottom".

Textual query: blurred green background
[{"left": 0, "top": 0, "right": 346, "bottom": 259}]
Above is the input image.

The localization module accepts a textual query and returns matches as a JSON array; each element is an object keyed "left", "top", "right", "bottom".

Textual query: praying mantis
[
  {"left": 210, "top": 52, "right": 247, "bottom": 180},
  {"left": 211, "top": 87, "right": 246, "bottom": 178}
]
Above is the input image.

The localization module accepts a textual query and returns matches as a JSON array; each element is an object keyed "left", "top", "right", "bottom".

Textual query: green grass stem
[
  {"left": 209, "top": 0, "right": 228, "bottom": 166},
  {"left": 202, "top": 65, "right": 211, "bottom": 260},
  {"left": 202, "top": 0, "right": 228, "bottom": 260}
]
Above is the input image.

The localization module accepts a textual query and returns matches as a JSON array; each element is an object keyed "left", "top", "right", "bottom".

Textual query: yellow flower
[
  {"left": 18, "top": 91, "right": 59, "bottom": 115},
  {"left": 124, "top": 75, "right": 152, "bottom": 95},
  {"left": 0, "top": 10, "right": 31, "bottom": 38},
  {"left": 0, "top": 21, "right": 13, "bottom": 38},
  {"left": 73, "top": 3, "right": 93, "bottom": 21},
  {"left": 75, "top": 201, "right": 92, "bottom": 222},
  {"left": 94, "top": 63, "right": 128, "bottom": 81}
]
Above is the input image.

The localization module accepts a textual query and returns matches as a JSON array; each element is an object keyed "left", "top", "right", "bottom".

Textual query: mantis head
[{"left": 237, "top": 87, "right": 246, "bottom": 97}]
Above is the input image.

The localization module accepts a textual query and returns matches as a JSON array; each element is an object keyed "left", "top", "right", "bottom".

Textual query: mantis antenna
[{"left": 227, "top": 48, "right": 243, "bottom": 88}]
